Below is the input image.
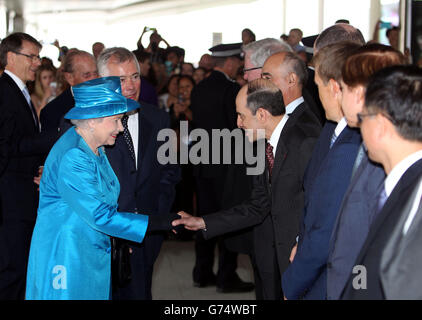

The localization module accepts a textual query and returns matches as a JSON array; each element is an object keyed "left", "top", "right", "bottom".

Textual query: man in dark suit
[
  {"left": 174, "top": 78, "right": 319, "bottom": 299},
  {"left": 0, "top": 32, "right": 55, "bottom": 299},
  {"left": 380, "top": 176, "right": 422, "bottom": 300},
  {"left": 190, "top": 43, "right": 254, "bottom": 293},
  {"left": 96, "top": 47, "right": 180, "bottom": 300},
  {"left": 40, "top": 49, "right": 98, "bottom": 135},
  {"left": 326, "top": 44, "right": 406, "bottom": 300},
  {"left": 281, "top": 42, "right": 362, "bottom": 300},
  {"left": 223, "top": 38, "right": 297, "bottom": 299},
  {"left": 342, "top": 65, "right": 422, "bottom": 300}
]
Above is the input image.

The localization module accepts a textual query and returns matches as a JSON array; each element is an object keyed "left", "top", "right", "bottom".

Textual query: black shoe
[
  {"left": 193, "top": 274, "right": 217, "bottom": 288},
  {"left": 216, "top": 278, "right": 255, "bottom": 293}
]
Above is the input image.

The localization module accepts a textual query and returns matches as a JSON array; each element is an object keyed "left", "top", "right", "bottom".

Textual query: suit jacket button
[
  {"left": 106, "top": 247, "right": 111, "bottom": 254},
  {"left": 327, "top": 262, "right": 332, "bottom": 269}
]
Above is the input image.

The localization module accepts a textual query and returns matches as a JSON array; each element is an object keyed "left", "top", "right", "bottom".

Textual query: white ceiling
[{"left": 6, "top": 0, "right": 253, "bottom": 16}]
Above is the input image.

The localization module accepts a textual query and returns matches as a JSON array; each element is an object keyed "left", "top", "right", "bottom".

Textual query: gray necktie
[
  {"left": 376, "top": 187, "right": 388, "bottom": 214},
  {"left": 351, "top": 143, "right": 366, "bottom": 179}
]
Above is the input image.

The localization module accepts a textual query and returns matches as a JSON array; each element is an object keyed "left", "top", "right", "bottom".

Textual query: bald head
[{"left": 261, "top": 51, "right": 307, "bottom": 105}]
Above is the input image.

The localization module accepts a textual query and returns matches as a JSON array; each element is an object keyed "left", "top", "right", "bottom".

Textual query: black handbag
[{"left": 111, "top": 237, "right": 132, "bottom": 288}]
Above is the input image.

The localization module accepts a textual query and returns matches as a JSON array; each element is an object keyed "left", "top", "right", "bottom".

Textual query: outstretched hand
[{"left": 172, "top": 211, "right": 206, "bottom": 231}]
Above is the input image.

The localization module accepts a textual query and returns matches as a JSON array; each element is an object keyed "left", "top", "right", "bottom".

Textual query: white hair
[
  {"left": 97, "top": 47, "right": 140, "bottom": 77},
  {"left": 243, "top": 38, "right": 293, "bottom": 67},
  {"left": 70, "top": 118, "right": 103, "bottom": 129}
]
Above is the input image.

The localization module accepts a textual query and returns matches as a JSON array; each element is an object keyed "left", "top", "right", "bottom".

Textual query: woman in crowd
[
  {"left": 25, "top": 77, "right": 180, "bottom": 300},
  {"left": 169, "top": 75, "right": 194, "bottom": 128},
  {"left": 30, "top": 65, "right": 57, "bottom": 118},
  {"left": 169, "top": 75, "right": 196, "bottom": 239},
  {"left": 158, "top": 74, "right": 180, "bottom": 112},
  {"left": 192, "top": 67, "right": 206, "bottom": 85}
]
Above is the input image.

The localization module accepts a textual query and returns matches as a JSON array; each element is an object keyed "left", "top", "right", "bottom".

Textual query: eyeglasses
[
  {"left": 12, "top": 51, "right": 41, "bottom": 63},
  {"left": 357, "top": 111, "right": 398, "bottom": 126},
  {"left": 357, "top": 112, "right": 377, "bottom": 124},
  {"left": 243, "top": 66, "right": 262, "bottom": 73}
]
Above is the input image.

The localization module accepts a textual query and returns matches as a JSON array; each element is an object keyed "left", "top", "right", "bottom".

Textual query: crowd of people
[{"left": 0, "top": 18, "right": 421, "bottom": 301}]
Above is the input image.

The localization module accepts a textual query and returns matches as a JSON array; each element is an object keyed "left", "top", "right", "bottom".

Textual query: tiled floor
[{"left": 151, "top": 238, "right": 256, "bottom": 300}]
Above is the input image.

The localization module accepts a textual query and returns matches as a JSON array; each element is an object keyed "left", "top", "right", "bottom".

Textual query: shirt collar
[
  {"left": 334, "top": 117, "right": 348, "bottom": 138},
  {"left": 285, "top": 96, "right": 304, "bottom": 115},
  {"left": 4, "top": 69, "right": 26, "bottom": 91},
  {"left": 385, "top": 150, "right": 422, "bottom": 197},
  {"left": 268, "top": 114, "right": 289, "bottom": 156}
]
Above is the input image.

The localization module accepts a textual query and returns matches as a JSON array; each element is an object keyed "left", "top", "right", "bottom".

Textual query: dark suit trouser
[
  {"left": 194, "top": 177, "right": 238, "bottom": 286},
  {"left": 0, "top": 219, "right": 35, "bottom": 300},
  {"left": 257, "top": 248, "right": 282, "bottom": 300}
]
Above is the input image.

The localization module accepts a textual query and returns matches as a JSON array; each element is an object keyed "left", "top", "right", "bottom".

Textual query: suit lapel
[
  {"left": 271, "top": 129, "right": 288, "bottom": 184},
  {"left": 3, "top": 73, "right": 37, "bottom": 132},
  {"left": 358, "top": 159, "right": 422, "bottom": 263},
  {"left": 380, "top": 181, "right": 420, "bottom": 276}
]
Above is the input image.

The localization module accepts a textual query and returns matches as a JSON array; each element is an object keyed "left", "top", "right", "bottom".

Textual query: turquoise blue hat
[{"left": 64, "top": 76, "right": 140, "bottom": 120}]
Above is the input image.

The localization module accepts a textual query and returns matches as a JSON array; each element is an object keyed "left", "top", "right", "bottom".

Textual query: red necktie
[{"left": 266, "top": 142, "right": 274, "bottom": 181}]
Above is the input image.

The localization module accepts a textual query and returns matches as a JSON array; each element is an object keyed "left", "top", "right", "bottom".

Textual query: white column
[
  {"left": 318, "top": 0, "right": 325, "bottom": 32},
  {"left": 0, "top": 0, "right": 6, "bottom": 39},
  {"left": 282, "top": 0, "right": 287, "bottom": 35},
  {"left": 369, "top": 0, "right": 381, "bottom": 42}
]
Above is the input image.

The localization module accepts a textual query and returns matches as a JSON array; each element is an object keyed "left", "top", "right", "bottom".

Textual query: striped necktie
[
  {"left": 265, "top": 142, "right": 274, "bottom": 181},
  {"left": 330, "top": 132, "right": 337, "bottom": 148}
]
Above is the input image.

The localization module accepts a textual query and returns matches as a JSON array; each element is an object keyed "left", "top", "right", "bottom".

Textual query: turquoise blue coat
[{"left": 25, "top": 127, "right": 149, "bottom": 300}]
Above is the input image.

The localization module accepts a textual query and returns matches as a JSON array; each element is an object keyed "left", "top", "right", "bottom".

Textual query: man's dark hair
[
  {"left": 314, "top": 24, "right": 365, "bottom": 52},
  {"left": 386, "top": 26, "right": 399, "bottom": 38},
  {"left": 246, "top": 78, "right": 285, "bottom": 116},
  {"left": 365, "top": 65, "right": 422, "bottom": 142},
  {"left": 0, "top": 32, "right": 42, "bottom": 69},
  {"left": 335, "top": 19, "right": 350, "bottom": 24},
  {"left": 242, "top": 28, "right": 256, "bottom": 42},
  {"left": 166, "top": 46, "right": 184, "bottom": 59}
]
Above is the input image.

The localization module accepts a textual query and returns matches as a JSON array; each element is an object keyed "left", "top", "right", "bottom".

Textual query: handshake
[{"left": 172, "top": 211, "right": 206, "bottom": 231}]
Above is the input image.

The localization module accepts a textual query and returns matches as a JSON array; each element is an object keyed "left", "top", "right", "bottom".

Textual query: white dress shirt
[
  {"left": 285, "top": 97, "right": 304, "bottom": 116},
  {"left": 268, "top": 114, "right": 290, "bottom": 157},
  {"left": 334, "top": 117, "right": 348, "bottom": 139},
  {"left": 384, "top": 150, "right": 422, "bottom": 198}
]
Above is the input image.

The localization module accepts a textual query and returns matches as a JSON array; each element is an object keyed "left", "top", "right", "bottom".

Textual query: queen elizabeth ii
[{"left": 25, "top": 77, "right": 179, "bottom": 300}]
